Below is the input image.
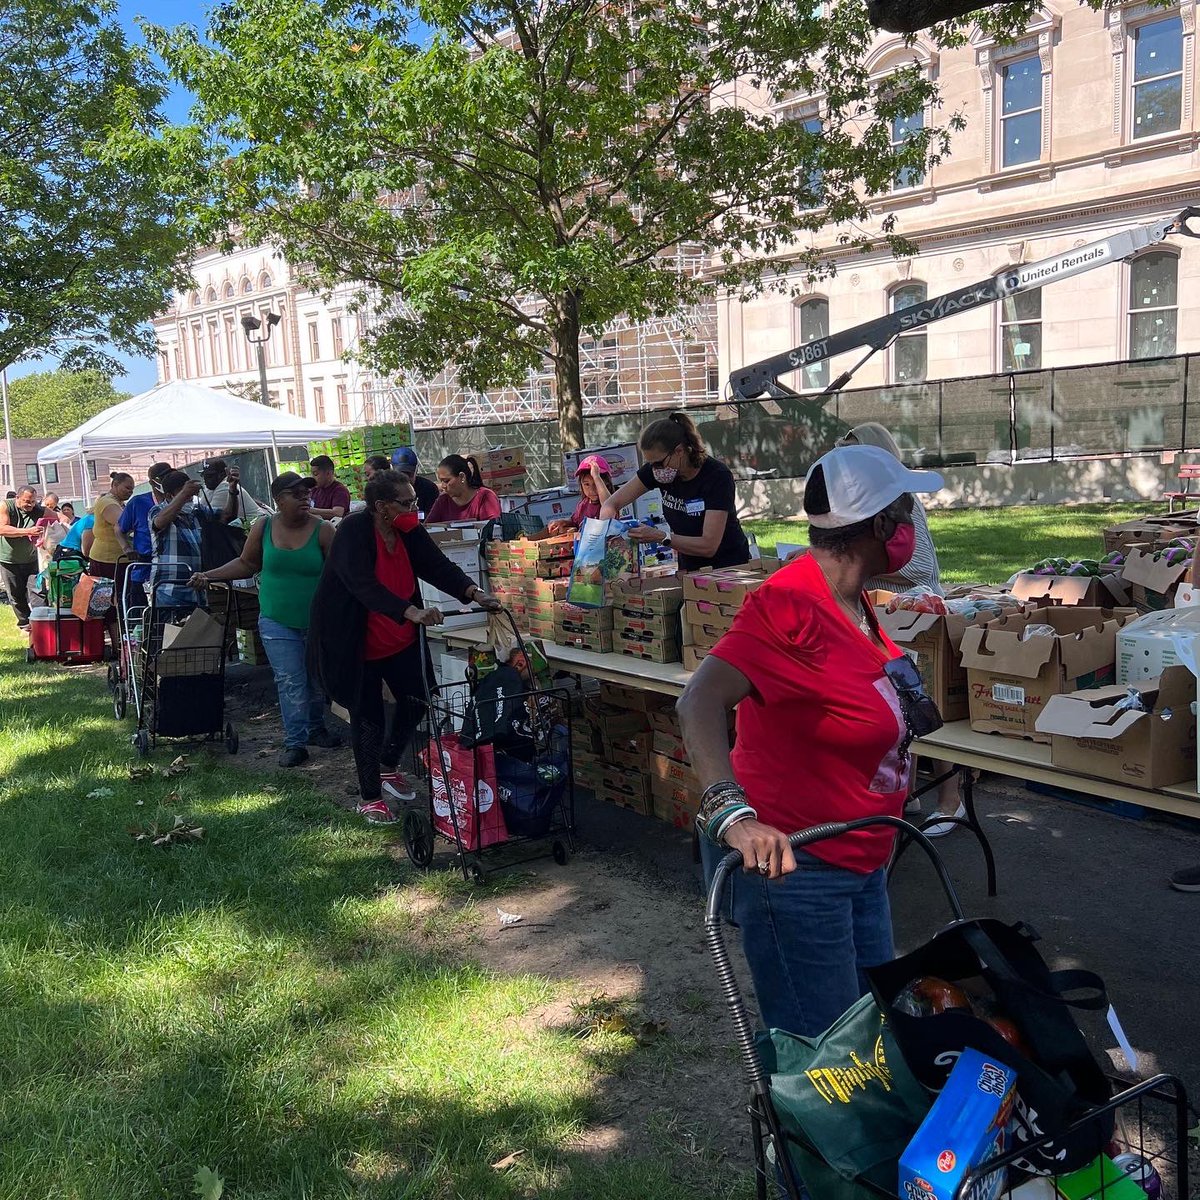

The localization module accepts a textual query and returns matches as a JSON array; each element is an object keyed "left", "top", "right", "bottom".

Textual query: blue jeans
[
  {"left": 258, "top": 616, "right": 327, "bottom": 749},
  {"left": 701, "top": 837, "right": 894, "bottom": 1038}
]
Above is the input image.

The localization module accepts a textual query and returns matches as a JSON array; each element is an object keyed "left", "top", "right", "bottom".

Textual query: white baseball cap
[{"left": 805, "top": 444, "right": 943, "bottom": 529}]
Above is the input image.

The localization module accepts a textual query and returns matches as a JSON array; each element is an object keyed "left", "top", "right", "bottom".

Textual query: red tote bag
[{"left": 425, "top": 732, "right": 508, "bottom": 851}]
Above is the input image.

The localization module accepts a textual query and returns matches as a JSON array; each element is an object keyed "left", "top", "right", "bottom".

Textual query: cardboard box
[
  {"left": 959, "top": 607, "right": 1137, "bottom": 741},
  {"left": 681, "top": 567, "right": 765, "bottom": 607},
  {"left": 599, "top": 682, "right": 675, "bottom": 713},
  {"left": 1034, "top": 665, "right": 1197, "bottom": 788},
  {"left": 1010, "top": 572, "right": 1130, "bottom": 609},
  {"left": 683, "top": 645, "right": 709, "bottom": 671},
  {"left": 651, "top": 780, "right": 701, "bottom": 829},
  {"left": 608, "top": 578, "right": 685, "bottom": 614},
  {"left": 653, "top": 728, "right": 689, "bottom": 762},
  {"left": 554, "top": 629, "right": 614, "bottom": 654},
  {"left": 1103, "top": 512, "right": 1198, "bottom": 553},
  {"left": 1120, "top": 543, "right": 1191, "bottom": 605},
  {"left": 618, "top": 637, "right": 681, "bottom": 664},
  {"left": 605, "top": 731, "right": 653, "bottom": 770},
  {"left": 687, "top": 622, "right": 726, "bottom": 650},
  {"left": 648, "top": 709, "right": 681, "bottom": 736},
  {"left": 523, "top": 577, "right": 569, "bottom": 603},
  {"left": 1116, "top": 606, "right": 1200, "bottom": 682},
  {"left": 876, "top": 602, "right": 1020, "bottom": 723},
  {"left": 651, "top": 750, "right": 700, "bottom": 789},
  {"left": 158, "top": 609, "right": 225, "bottom": 677},
  {"left": 554, "top": 601, "right": 615, "bottom": 634},
  {"left": 617, "top": 609, "right": 682, "bottom": 641},
  {"left": 684, "top": 597, "right": 742, "bottom": 632},
  {"left": 583, "top": 699, "right": 651, "bottom": 741},
  {"left": 597, "top": 765, "right": 652, "bottom": 814}
]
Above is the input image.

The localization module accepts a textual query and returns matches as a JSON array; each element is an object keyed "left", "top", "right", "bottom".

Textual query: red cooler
[{"left": 28, "top": 606, "right": 107, "bottom": 664}]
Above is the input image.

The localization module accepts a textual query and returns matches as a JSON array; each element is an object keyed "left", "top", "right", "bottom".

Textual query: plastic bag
[
  {"left": 567, "top": 518, "right": 637, "bottom": 608},
  {"left": 1021, "top": 623, "right": 1057, "bottom": 641},
  {"left": 886, "top": 587, "right": 946, "bottom": 615}
]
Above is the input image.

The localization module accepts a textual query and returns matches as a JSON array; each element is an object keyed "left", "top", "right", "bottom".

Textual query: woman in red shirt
[
  {"left": 310, "top": 470, "right": 501, "bottom": 823},
  {"left": 677, "top": 444, "right": 944, "bottom": 1037},
  {"left": 426, "top": 454, "right": 502, "bottom": 523}
]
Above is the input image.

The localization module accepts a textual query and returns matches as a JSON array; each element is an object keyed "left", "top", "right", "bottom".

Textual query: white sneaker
[
  {"left": 904, "top": 796, "right": 922, "bottom": 816},
  {"left": 923, "top": 802, "right": 967, "bottom": 838},
  {"left": 381, "top": 771, "right": 417, "bottom": 802}
]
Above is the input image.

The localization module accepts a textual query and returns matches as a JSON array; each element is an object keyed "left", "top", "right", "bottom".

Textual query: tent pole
[
  {"left": 78, "top": 451, "right": 89, "bottom": 507},
  {"left": 268, "top": 432, "right": 281, "bottom": 480}
]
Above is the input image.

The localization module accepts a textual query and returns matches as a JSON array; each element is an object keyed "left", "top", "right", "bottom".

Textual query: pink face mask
[{"left": 885, "top": 522, "right": 916, "bottom": 572}]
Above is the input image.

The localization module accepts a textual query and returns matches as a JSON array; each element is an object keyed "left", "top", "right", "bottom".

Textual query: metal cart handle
[{"left": 704, "top": 815, "right": 965, "bottom": 1092}]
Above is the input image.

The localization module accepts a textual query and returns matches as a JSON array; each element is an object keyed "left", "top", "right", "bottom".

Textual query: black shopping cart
[
  {"left": 401, "top": 612, "right": 576, "bottom": 883},
  {"left": 131, "top": 580, "right": 238, "bottom": 758},
  {"left": 107, "top": 554, "right": 151, "bottom": 720},
  {"left": 705, "top": 817, "right": 1192, "bottom": 1200}
]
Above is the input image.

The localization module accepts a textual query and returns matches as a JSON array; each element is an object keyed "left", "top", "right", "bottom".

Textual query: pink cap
[{"left": 575, "top": 454, "right": 611, "bottom": 477}]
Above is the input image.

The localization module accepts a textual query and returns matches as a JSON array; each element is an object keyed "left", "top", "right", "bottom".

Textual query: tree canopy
[
  {"left": 0, "top": 0, "right": 192, "bottom": 376},
  {"left": 5, "top": 369, "right": 129, "bottom": 440}
]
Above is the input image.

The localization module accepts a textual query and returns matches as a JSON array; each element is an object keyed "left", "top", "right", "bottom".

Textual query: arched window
[
  {"left": 791, "top": 296, "right": 830, "bottom": 390},
  {"left": 889, "top": 283, "right": 927, "bottom": 383},
  {"left": 223, "top": 281, "right": 235, "bottom": 299},
  {"left": 241, "top": 277, "right": 253, "bottom": 294},
  {"left": 1128, "top": 252, "right": 1178, "bottom": 359},
  {"left": 259, "top": 271, "right": 273, "bottom": 290},
  {"left": 204, "top": 286, "right": 217, "bottom": 304}
]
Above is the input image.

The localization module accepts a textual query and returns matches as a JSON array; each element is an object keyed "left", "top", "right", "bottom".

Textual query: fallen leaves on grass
[
  {"left": 491, "top": 1150, "right": 525, "bottom": 1171},
  {"left": 128, "top": 766, "right": 154, "bottom": 782},
  {"left": 193, "top": 1166, "right": 224, "bottom": 1200},
  {"left": 568, "top": 994, "right": 669, "bottom": 1044},
  {"left": 162, "top": 755, "right": 190, "bottom": 778},
  {"left": 128, "top": 814, "right": 205, "bottom": 847}
]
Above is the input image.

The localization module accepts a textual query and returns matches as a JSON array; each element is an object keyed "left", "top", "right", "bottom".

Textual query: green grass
[
  {"left": 746, "top": 501, "right": 1165, "bottom": 583},
  {"left": 0, "top": 626, "right": 747, "bottom": 1199}
]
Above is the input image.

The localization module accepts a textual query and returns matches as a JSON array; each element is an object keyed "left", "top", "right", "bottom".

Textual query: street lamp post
[{"left": 240, "top": 311, "right": 282, "bottom": 407}]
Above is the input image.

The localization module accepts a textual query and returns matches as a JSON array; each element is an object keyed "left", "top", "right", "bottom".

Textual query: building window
[
  {"left": 88, "top": 460, "right": 98, "bottom": 481},
  {"left": 362, "top": 383, "right": 375, "bottom": 423},
  {"left": 207, "top": 321, "right": 221, "bottom": 374},
  {"left": 891, "top": 109, "right": 925, "bottom": 190},
  {"left": 259, "top": 271, "right": 272, "bottom": 289},
  {"left": 286, "top": 388, "right": 296, "bottom": 415},
  {"left": 204, "top": 286, "right": 217, "bottom": 304},
  {"left": 307, "top": 321, "right": 320, "bottom": 361},
  {"left": 174, "top": 348, "right": 183, "bottom": 378},
  {"left": 890, "top": 283, "right": 927, "bottom": 382},
  {"left": 224, "top": 316, "right": 239, "bottom": 371},
  {"left": 159, "top": 352, "right": 171, "bottom": 380},
  {"left": 313, "top": 386, "right": 325, "bottom": 423},
  {"left": 223, "top": 281, "right": 235, "bottom": 299},
  {"left": 1131, "top": 15, "right": 1183, "bottom": 140},
  {"left": 792, "top": 297, "right": 830, "bottom": 390},
  {"left": 1000, "top": 54, "right": 1042, "bottom": 167},
  {"left": 241, "top": 277, "right": 253, "bottom": 294},
  {"left": 999, "top": 288, "right": 1042, "bottom": 370},
  {"left": 332, "top": 318, "right": 344, "bottom": 358},
  {"left": 44, "top": 463, "right": 58, "bottom": 484},
  {"left": 337, "top": 384, "right": 349, "bottom": 423},
  {"left": 26, "top": 464, "right": 39, "bottom": 485},
  {"left": 1128, "top": 252, "right": 1178, "bottom": 359}
]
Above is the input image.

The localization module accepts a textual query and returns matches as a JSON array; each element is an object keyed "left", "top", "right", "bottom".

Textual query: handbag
[
  {"left": 199, "top": 516, "right": 247, "bottom": 572},
  {"left": 70, "top": 573, "right": 114, "bottom": 620},
  {"left": 422, "top": 732, "right": 508, "bottom": 851},
  {"left": 495, "top": 749, "right": 568, "bottom": 838},
  {"left": 759, "top": 994, "right": 933, "bottom": 1200},
  {"left": 868, "top": 918, "right": 1113, "bottom": 1176}
]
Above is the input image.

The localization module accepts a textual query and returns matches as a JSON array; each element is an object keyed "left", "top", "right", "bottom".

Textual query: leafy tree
[
  {"left": 6, "top": 369, "right": 129, "bottom": 439},
  {"left": 0, "top": 0, "right": 192, "bottom": 376},
  {"left": 146, "top": 0, "right": 977, "bottom": 450}
]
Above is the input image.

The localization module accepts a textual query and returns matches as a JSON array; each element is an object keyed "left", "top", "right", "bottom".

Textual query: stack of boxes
[
  {"left": 484, "top": 536, "right": 574, "bottom": 638},
  {"left": 307, "top": 422, "right": 414, "bottom": 496},
  {"left": 554, "top": 601, "right": 615, "bottom": 653},
  {"left": 680, "top": 567, "right": 765, "bottom": 670},
  {"left": 610, "top": 578, "right": 685, "bottom": 664},
  {"left": 479, "top": 447, "right": 528, "bottom": 497}
]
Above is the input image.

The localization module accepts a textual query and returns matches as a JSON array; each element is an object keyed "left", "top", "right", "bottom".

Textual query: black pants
[
  {"left": 0, "top": 560, "right": 38, "bottom": 626},
  {"left": 350, "top": 643, "right": 427, "bottom": 803}
]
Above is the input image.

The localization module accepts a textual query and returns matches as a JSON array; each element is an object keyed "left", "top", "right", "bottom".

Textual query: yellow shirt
[{"left": 89, "top": 492, "right": 125, "bottom": 564}]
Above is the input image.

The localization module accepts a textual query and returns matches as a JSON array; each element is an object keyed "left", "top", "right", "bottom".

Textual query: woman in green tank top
[{"left": 189, "top": 472, "right": 340, "bottom": 768}]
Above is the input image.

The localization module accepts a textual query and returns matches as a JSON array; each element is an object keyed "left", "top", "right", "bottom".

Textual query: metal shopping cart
[
  {"left": 705, "top": 816, "right": 1192, "bottom": 1200},
  {"left": 131, "top": 580, "right": 239, "bottom": 759},
  {"left": 400, "top": 612, "right": 576, "bottom": 883},
  {"left": 107, "top": 555, "right": 151, "bottom": 721}
]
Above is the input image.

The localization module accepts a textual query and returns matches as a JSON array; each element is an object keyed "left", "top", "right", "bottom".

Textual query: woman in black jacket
[{"left": 310, "top": 470, "right": 499, "bottom": 823}]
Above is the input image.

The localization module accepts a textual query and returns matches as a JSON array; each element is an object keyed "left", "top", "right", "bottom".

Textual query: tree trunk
[{"left": 552, "top": 288, "right": 585, "bottom": 458}]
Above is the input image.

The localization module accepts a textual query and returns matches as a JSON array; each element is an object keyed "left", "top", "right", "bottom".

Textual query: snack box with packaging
[{"left": 898, "top": 1047, "right": 1017, "bottom": 1200}]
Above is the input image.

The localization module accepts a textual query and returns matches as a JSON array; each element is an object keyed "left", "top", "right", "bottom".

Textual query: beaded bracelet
[
  {"left": 709, "top": 803, "right": 757, "bottom": 844},
  {"left": 697, "top": 782, "right": 747, "bottom": 828}
]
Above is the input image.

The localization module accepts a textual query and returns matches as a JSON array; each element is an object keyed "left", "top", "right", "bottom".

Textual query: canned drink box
[{"left": 898, "top": 1048, "right": 1017, "bottom": 1200}]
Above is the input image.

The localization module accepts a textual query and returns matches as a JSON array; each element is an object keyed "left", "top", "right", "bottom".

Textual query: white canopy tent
[{"left": 37, "top": 380, "right": 341, "bottom": 479}]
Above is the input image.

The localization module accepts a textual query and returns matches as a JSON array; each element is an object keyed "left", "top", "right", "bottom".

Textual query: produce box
[
  {"left": 606, "top": 731, "right": 652, "bottom": 771},
  {"left": 582, "top": 699, "right": 649, "bottom": 741},
  {"left": 596, "top": 765, "right": 653, "bottom": 814},
  {"left": 554, "top": 600, "right": 614, "bottom": 634},
  {"left": 651, "top": 751, "right": 700, "bottom": 789},
  {"left": 523, "top": 577, "right": 570, "bottom": 603},
  {"left": 683, "top": 645, "right": 709, "bottom": 671},
  {"left": 236, "top": 628, "right": 267, "bottom": 666},
  {"left": 653, "top": 727, "right": 689, "bottom": 762},
  {"left": 1117, "top": 606, "right": 1200, "bottom": 682},
  {"left": 1119, "top": 542, "right": 1192, "bottom": 607},
  {"left": 618, "top": 608, "right": 682, "bottom": 641},
  {"left": 1010, "top": 571, "right": 1129, "bottom": 609},
  {"left": 1103, "top": 512, "right": 1198, "bottom": 553},
  {"left": 683, "top": 597, "right": 742, "bottom": 632},
  {"left": 959, "top": 607, "right": 1138, "bottom": 741},
  {"left": 681, "top": 566, "right": 765, "bottom": 607},
  {"left": 554, "top": 628, "right": 613, "bottom": 653},
  {"left": 608, "top": 578, "right": 685, "bottom": 614},
  {"left": 651, "top": 779, "right": 701, "bottom": 829},
  {"left": 686, "top": 621, "right": 727, "bottom": 650},
  {"left": 875, "top": 598, "right": 1025, "bottom": 724},
  {"left": 1034, "top": 665, "right": 1197, "bottom": 789},
  {"left": 574, "top": 759, "right": 605, "bottom": 789},
  {"left": 599, "top": 682, "right": 675, "bottom": 713},
  {"left": 480, "top": 447, "right": 528, "bottom": 496},
  {"left": 618, "top": 636, "right": 681, "bottom": 664}
]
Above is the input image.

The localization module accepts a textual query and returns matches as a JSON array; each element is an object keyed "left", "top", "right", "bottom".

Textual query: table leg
[{"left": 889, "top": 765, "right": 998, "bottom": 896}]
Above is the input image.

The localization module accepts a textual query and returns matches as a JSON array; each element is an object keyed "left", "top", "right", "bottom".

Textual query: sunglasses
[
  {"left": 883, "top": 655, "right": 944, "bottom": 756},
  {"left": 278, "top": 487, "right": 310, "bottom": 501},
  {"left": 646, "top": 447, "right": 678, "bottom": 470},
  {"left": 387, "top": 496, "right": 420, "bottom": 511}
]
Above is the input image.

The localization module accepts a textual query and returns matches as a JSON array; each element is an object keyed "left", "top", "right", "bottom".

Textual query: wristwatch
[{"left": 661, "top": 531, "right": 673, "bottom": 546}]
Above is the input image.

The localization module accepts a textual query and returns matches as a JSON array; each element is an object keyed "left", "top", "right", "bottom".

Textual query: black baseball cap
[{"left": 270, "top": 471, "right": 310, "bottom": 499}]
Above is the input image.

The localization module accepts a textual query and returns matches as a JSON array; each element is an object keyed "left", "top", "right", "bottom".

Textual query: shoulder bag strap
[{"left": 960, "top": 923, "right": 1109, "bottom": 1011}]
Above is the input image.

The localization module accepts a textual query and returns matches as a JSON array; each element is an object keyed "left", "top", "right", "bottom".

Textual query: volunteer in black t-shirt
[{"left": 600, "top": 411, "right": 751, "bottom": 572}]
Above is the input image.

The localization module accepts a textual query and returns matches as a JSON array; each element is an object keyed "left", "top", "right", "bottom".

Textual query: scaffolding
[{"left": 355, "top": 247, "right": 721, "bottom": 430}]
